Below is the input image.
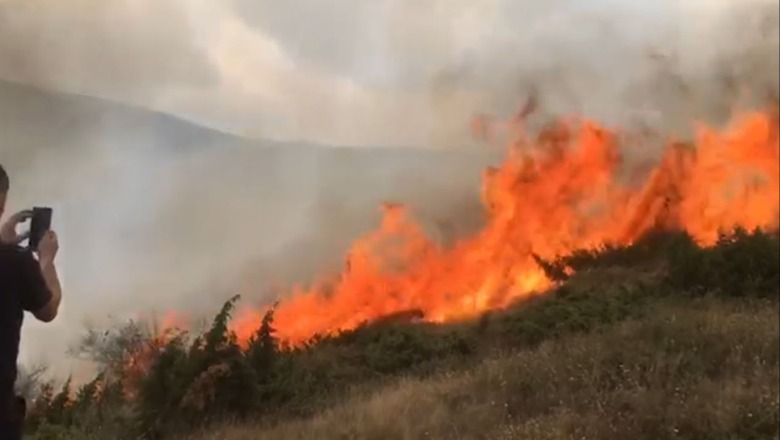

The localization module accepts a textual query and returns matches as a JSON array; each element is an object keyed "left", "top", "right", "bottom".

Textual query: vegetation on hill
[
  {"left": 20, "top": 227, "right": 780, "bottom": 440},
  {"left": 191, "top": 297, "right": 778, "bottom": 440}
]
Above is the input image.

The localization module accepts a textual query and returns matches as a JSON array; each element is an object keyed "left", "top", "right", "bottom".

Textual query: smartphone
[{"left": 29, "top": 207, "right": 53, "bottom": 251}]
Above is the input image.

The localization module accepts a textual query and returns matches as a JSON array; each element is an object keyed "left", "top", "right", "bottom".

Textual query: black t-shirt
[{"left": 0, "top": 245, "right": 52, "bottom": 415}]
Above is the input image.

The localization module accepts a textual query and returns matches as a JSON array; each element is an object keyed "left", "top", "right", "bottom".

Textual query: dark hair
[{"left": 0, "top": 163, "right": 8, "bottom": 192}]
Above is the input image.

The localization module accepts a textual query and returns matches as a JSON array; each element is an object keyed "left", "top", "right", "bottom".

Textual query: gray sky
[{"left": 1, "top": 0, "right": 777, "bottom": 148}]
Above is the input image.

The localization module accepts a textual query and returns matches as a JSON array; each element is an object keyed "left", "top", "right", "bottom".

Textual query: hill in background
[{"left": 0, "top": 79, "right": 498, "bottom": 375}]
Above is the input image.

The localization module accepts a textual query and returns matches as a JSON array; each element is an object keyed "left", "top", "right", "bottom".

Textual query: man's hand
[
  {"left": 0, "top": 209, "right": 32, "bottom": 245},
  {"left": 37, "top": 230, "right": 59, "bottom": 264}
]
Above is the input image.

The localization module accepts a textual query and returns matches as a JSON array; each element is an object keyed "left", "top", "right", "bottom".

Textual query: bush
[
  {"left": 494, "top": 282, "right": 655, "bottom": 347},
  {"left": 135, "top": 295, "right": 267, "bottom": 438},
  {"left": 667, "top": 227, "right": 780, "bottom": 297},
  {"left": 534, "top": 229, "right": 693, "bottom": 282}
]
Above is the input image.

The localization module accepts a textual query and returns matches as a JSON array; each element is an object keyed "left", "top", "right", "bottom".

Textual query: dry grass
[{"left": 183, "top": 297, "right": 779, "bottom": 440}]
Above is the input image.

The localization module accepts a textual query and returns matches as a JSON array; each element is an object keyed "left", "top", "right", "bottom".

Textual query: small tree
[
  {"left": 247, "top": 304, "right": 279, "bottom": 381},
  {"left": 45, "top": 377, "right": 73, "bottom": 427}
]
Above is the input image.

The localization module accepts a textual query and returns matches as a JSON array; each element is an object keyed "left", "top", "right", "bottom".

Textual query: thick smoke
[
  {"left": 0, "top": 0, "right": 777, "bottom": 379},
  {"left": 2, "top": 0, "right": 777, "bottom": 147}
]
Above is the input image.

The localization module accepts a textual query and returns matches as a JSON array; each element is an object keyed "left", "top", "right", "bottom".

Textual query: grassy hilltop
[{"left": 23, "top": 228, "right": 780, "bottom": 440}]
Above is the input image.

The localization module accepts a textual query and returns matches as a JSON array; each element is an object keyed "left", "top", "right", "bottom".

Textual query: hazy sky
[{"left": 1, "top": 0, "right": 777, "bottom": 147}]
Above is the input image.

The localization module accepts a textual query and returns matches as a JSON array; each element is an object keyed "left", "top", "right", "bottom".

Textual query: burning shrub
[
  {"left": 533, "top": 229, "right": 693, "bottom": 282},
  {"left": 131, "top": 295, "right": 279, "bottom": 438}
]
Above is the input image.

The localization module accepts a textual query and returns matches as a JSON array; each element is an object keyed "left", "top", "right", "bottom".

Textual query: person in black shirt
[{"left": 0, "top": 163, "right": 62, "bottom": 439}]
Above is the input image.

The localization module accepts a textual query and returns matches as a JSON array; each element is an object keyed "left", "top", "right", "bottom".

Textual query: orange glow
[
  {"left": 227, "top": 109, "right": 778, "bottom": 347},
  {"left": 120, "top": 313, "right": 184, "bottom": 398}
]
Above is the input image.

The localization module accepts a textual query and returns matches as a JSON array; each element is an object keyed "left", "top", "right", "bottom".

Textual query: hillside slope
[
  {"left": 0, "top": 80, "right": 498, "bottom": 371},
  {"left": 23, "top": 228, "right": 780, "bottom": 440},
  {"left": 196, "top": 298, "right": 779, "bottom": 440},
  {"left": 183, "top": 231, "right": 780, "bottom": 440}
]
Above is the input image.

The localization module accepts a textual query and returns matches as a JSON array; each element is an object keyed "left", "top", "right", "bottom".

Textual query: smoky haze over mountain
[
  {"left": 0, "top": 81, "right": 497, "bottom": 378},
  {"left": 0, "top": 0, "right": 777, "bottom": 147},
  {"left": 0, "top": 0, "right": 777, "bottom": 378}
]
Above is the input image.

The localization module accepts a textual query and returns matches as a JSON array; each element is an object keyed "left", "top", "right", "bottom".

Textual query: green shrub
[
  {"left": 494, "top": 281, "right": 656, "bottom": 347},
  {"left": 534, "top": 229, "right": 693, "bottom": 282},
  {"left": 667, "top": 227, "right": 780, "bottom": 297},
  {"left": 135, "top": 295, "right": 267, "bottom": 438}
]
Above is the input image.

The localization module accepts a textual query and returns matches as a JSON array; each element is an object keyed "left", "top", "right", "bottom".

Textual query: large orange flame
[{"left": 228, "top": 109, "right": 778, "bottom": 347}]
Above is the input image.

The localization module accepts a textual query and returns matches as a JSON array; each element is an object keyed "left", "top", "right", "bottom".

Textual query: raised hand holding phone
[
  {"left": 28, "top": 207, "right": 53, "bottom": 252},
  {"left": 36, "top": 230, "right": 59, "bottom": 264}
]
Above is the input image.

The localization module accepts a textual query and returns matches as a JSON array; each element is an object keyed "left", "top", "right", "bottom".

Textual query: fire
[
  {"left": 229, "top": 108, "right": 778, "bottom": 347},
  {"left": 119, "top": 312, "right": 186, "bottom": 398}
]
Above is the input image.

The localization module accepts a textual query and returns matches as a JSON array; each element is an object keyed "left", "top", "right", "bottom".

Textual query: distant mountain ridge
[
  {"left": 0, "top": 79, "right": 276, "bottom": 153},
  {"left": 1, "top": 78, "right": 500, "bottom": 376}
]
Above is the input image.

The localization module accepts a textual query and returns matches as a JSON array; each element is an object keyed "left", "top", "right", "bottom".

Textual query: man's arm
[
  {"left": 16, "top": 251, "right": 58, "bottom": 322},
  {"left": 33, "top": 258, "right": 61, "bottom": 323},
  {"left": 19, "top": 230, "right": 61, "bottom": 323}
]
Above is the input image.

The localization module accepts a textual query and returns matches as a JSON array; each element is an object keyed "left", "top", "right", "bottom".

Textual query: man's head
[{"left": 0, "top": 163, "right": 8, "bottom": 217}]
